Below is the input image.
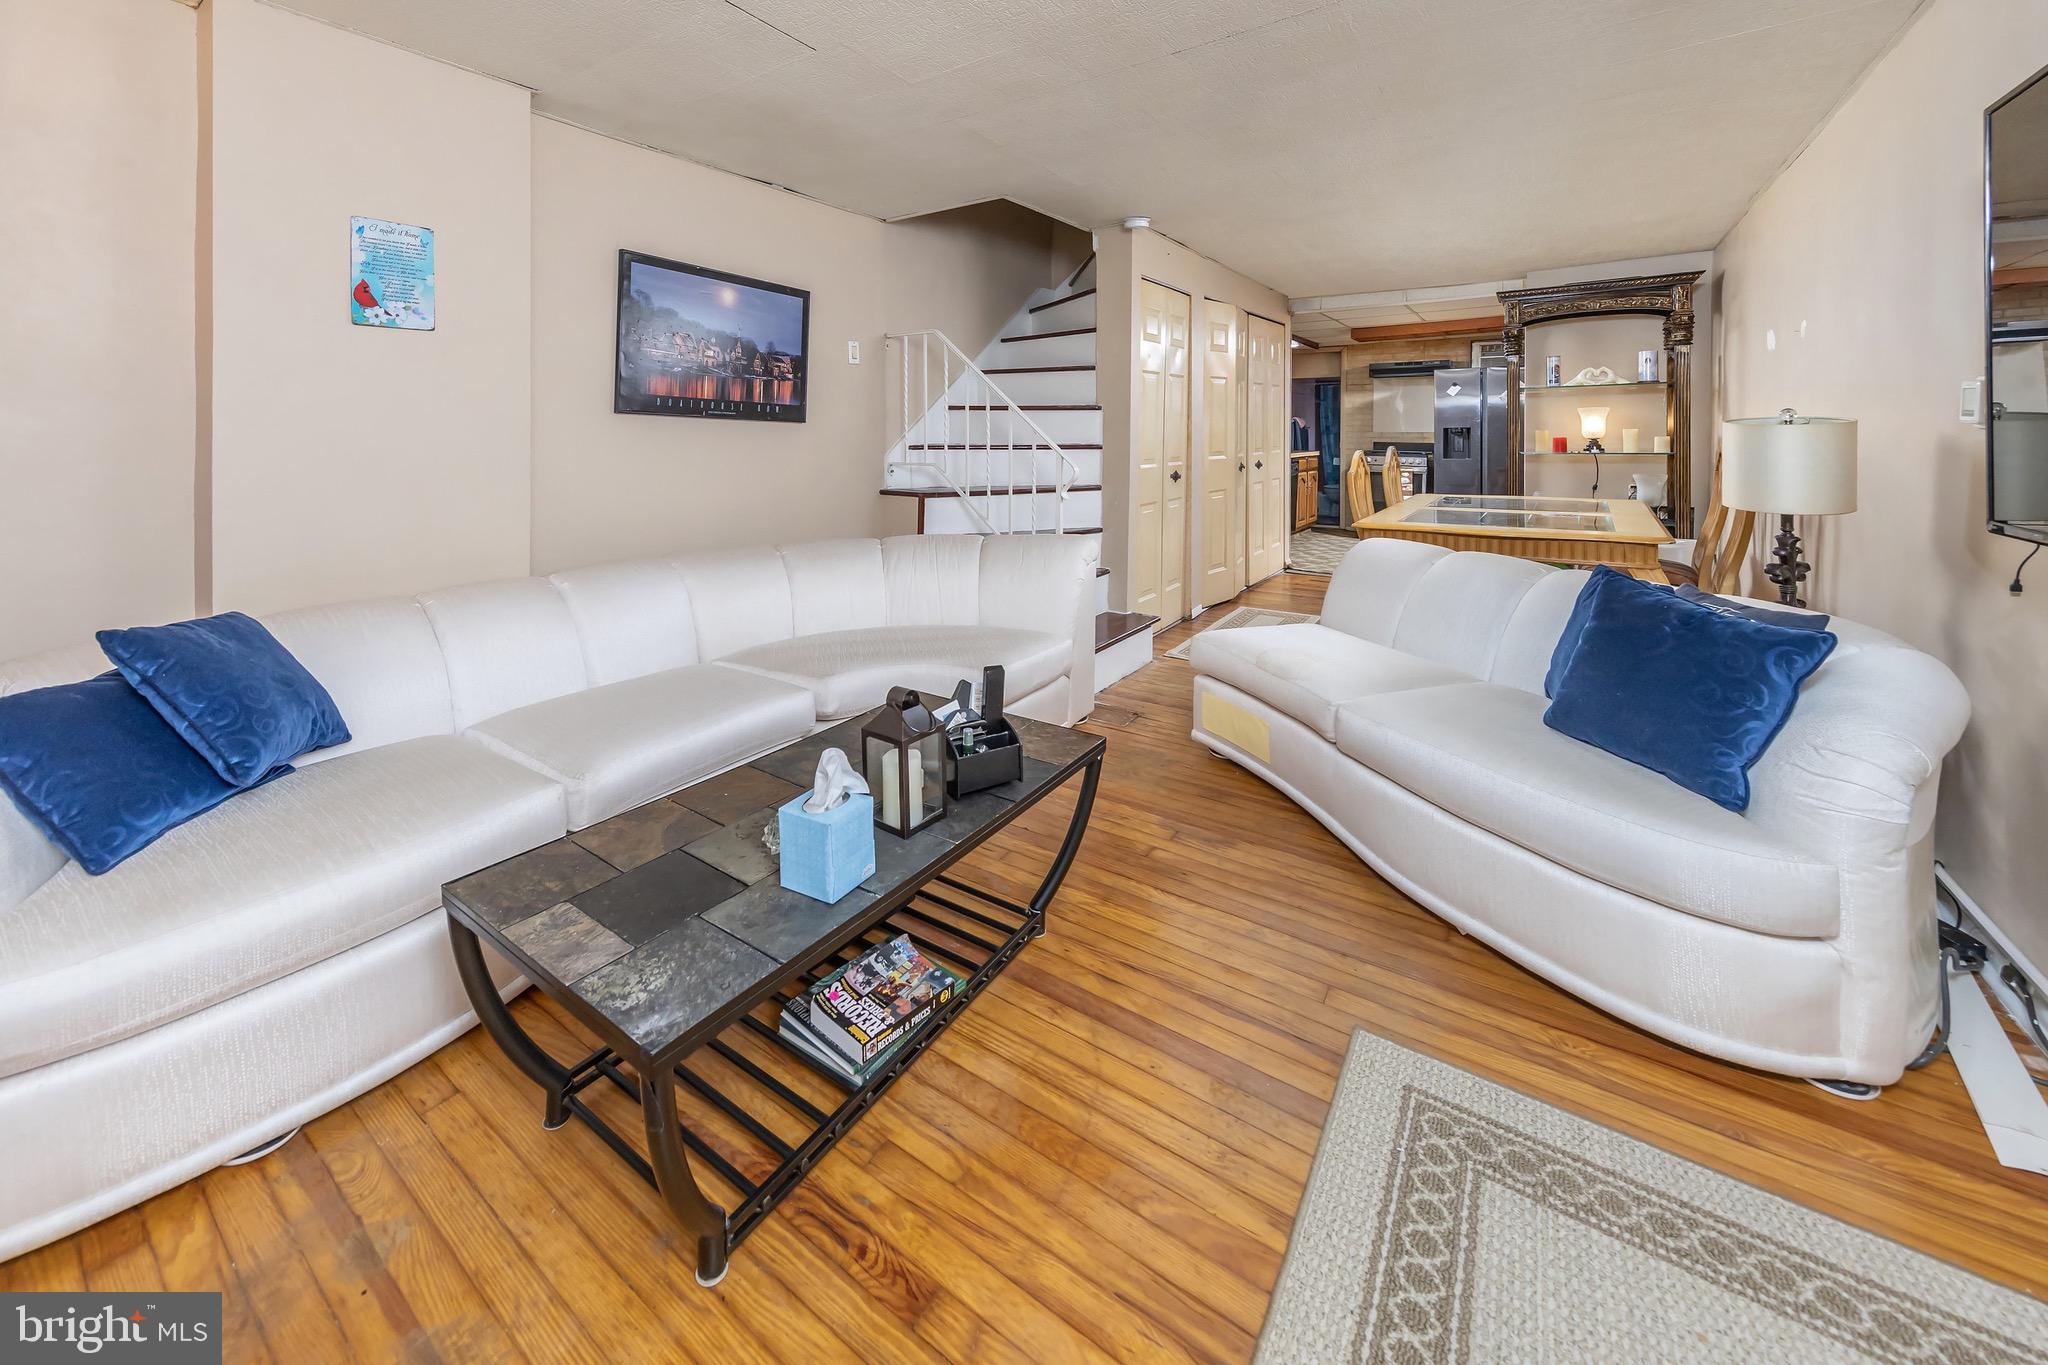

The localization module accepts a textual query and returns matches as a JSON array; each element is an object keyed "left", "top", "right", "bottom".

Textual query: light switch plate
[
  {"left": 847, "top": 340, "right": 860, "bottom": 365},
  {"left": 1961, "top": 378, "right": 1984, "bottom": 424}
]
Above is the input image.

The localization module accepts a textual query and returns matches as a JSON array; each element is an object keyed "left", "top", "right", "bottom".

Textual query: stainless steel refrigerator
[{"left": 1432, "top": 366, "right": 1511, "bottom": 497}]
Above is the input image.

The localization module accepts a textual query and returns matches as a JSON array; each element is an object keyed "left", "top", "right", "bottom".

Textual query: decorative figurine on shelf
[
  {"left": 862, "top": 687, "right": 947, "bottom": 837},
  {"left": 776, "top": 749, "right": 875, "bottom": 903},
  {"left": 1565, "top": 365, "right": 1619, "bottom": 386}
]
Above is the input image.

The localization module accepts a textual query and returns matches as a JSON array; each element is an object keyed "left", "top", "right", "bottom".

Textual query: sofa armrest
[
  {"left": 976, "top": 534, "right": 1098, "bottom": 721},
  {"left": 1746, "top": 640, "right": 1969, "bottom": 851}
]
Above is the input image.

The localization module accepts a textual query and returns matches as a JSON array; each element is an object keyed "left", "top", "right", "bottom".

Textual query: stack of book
[{"left": 779, "top": 934, "right": 961, "bottom": 1085}]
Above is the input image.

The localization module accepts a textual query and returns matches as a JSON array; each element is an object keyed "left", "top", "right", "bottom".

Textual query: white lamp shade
[
  {"left": 1577, "top": 406, "right": 1608, "bottom": 439},
  {"left": 1721, "top": 412, "right": 1857, "bottom": 514}
]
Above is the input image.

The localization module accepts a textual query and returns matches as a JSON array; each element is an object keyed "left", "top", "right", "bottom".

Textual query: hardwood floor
[{"left": 8, "top": 568, "right": 2048, "bottom": 1362}]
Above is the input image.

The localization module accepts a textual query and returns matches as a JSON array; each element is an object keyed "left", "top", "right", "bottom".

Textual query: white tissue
[{"left": 803, "top": 747, "right": 869, "bottom": 813}]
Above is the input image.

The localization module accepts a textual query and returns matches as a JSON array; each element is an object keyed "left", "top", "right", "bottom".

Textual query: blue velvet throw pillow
[
  {"left": 97, "top": 612, "right": 348, "bottom": 786},
  {"left": 1543, "top": 568, "right": 1837, "bottom": 812},
  {"left": 0, "top": 673, "right": 290, "bottom": 874}
]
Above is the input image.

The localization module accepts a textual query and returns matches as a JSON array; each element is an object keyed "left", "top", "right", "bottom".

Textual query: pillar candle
[
  {"left": 1652, "top": 435, "right": 1672, "bottom": 453},
  {"left": 1621, "top": 428, "right": 1640, "bottom": 452},
  {"left": 1531, "top": 428, "right": 1550, "bottom": 452},
  {"left": 879, "top": 749, "right": 901, "bottom": 828}
]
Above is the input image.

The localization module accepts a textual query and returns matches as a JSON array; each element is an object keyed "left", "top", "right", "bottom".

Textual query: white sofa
[
  {"left": 0, "top": 532, "right": 1096, "bottom": 1260},
  {"left": 1191, "top": 539, "right": 1970, "bottom": 1090}
]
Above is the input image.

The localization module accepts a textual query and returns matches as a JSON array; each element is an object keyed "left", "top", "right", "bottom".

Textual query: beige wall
[
  {"left": 529, "top": 126, "right": 1072, "bottom": 571},
  {"left": 529, "top": 117, "right": 888, "bottom": 573},
  {"left": 205, "top": 0, "right": 533, "bottom": 616},
  {"left": 0, "top": 0, "right": 1078, "bottom": 647},
  {"left": 0, "top": 0, "right": 197, "bottom": 655},
  {"left": 1097, "top": 228, "right": 1291, "bottom": 610},
  {"left": 1714, "top": 0, "right": 2048, "bottom": 972}
]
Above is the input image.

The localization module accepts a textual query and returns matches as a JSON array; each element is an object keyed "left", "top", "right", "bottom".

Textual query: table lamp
[
  {"left": 1577, "top": 406, "right": 1608, "bottom": 454},
  {"left": 1722, "top": 408, "right": 1857, "bottom": 607}
]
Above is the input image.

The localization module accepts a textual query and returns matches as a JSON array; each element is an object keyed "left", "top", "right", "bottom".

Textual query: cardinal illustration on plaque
[
  {"left": 615, "top": 249, "right": 810, "bottom": 422},
  {"left": 349, "top": 216, "right": 435, "bottom": 330}
]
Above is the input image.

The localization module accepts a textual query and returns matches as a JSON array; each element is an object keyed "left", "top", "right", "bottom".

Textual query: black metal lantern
[{"left": 861, "top": 687, "right": 947, "bottom": 838}]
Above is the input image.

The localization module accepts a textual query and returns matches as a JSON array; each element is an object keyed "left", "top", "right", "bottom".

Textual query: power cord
[
  {"left": 2011, "top": 542, "right": 2040, "bottom": 595},
  {"left": 2001, "top": 964, "right": 2048, "bottom": 1090}
]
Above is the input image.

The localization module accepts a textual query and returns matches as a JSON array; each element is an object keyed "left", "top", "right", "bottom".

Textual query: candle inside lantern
[{"left": 877, "top": 748, "right": 926, "bottom": 830}]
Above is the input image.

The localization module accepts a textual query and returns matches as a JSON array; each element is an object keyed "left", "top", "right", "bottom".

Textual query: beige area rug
[
  {"left": 1162, "top": 607, "right": 1319, "bottom": 661},
  {"left": 1257, "top": 1032, "right": 2048, "bottom": 1363},
  {"left": 1289, "top": 527, "right": 1358, "bottom": 576}
]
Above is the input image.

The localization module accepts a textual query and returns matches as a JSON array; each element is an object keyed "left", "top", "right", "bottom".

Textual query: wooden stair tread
[
  {"left": 1029, "top": 286, "right": 1097, "bottom": 314},
  {"left": 880, "top": 484, "right": 1103, "bottom": 498},
  {"left": 982, "top": 364, "right": 1094, "bottom": 374},
  {"left": 1001, "top": 326, "right": 1096, "bottom": 342},
  {"left": 905, "top": 442, "right": 1103, "bottom": 451},
  {"left": 1095, "top": 611, "right": 1159, "bottom": 651},
  {"left": 948, "top": 402, "right": 1099, "bottom": 411}
]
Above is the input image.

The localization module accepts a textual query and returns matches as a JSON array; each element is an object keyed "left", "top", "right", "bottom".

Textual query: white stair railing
[{"left": 884, "top": 330, "right": 1077, "bottom": 534}]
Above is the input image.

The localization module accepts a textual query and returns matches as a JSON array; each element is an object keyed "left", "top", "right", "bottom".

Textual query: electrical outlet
[{"left": 847, "top": 340, "right": 860, "bottom": 365}]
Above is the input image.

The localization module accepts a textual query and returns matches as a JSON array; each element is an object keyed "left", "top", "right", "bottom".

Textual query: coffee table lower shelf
[{"left": 460, "top": 873, "right": 1044, "bottom": 1284}]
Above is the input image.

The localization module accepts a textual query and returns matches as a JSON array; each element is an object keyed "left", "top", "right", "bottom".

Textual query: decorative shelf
[
  {"left": 1521, "top": 381, "right": 1667, "bottom": 393},
  {"left": 1522, "top": 449, "right": 1673, "bottom": 458}
]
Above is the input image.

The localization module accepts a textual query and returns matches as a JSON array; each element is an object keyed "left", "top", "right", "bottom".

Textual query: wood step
[
  {"left": 1095, "top": 610, "right": 1158, "bottom": 651},
  {"left": 880, "top": 484, "right": 1103, "bottom": 498},
  {"left": 948, "top": 403, "right": 1099, "bottom": 411},
  {"left": 972, "top": 527, "right": 1104, "bottom": 536},
  {"left": 981, "top": 364, "right": 1094, "bottom": 375},
  {"left": 1096, "top": 565, "right": 1109, "bottom": 578},
  {"left": 1029, "top": 287, "right": 1097, "bottom": 314},
  {"left": 1001, "top": 326, "right": 1096, "bottom": 342},
  {"left": 905, "top": 442, "right": 1103, "bottom": 451}
]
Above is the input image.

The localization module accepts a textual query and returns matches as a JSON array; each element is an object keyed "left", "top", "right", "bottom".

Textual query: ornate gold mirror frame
[{"left": 1496, "top": 271, "right": 1703, "bottom": 537}]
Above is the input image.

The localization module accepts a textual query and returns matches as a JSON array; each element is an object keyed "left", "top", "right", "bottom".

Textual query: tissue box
[{"left": 777, "top": 791, "right": 876, "bottom": 904}]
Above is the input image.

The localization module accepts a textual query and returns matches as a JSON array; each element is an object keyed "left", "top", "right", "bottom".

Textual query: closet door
[
  {"left": 1134, "top": 281, "right": 1191, "bottom": 625},
  {"left": 1159, "top": 285, "right": 1191, "bottom": 626},
  {"left": 1199, "top": 301, "right": 1243, "bottom": 608},
  {"left": 1246, "top": 313, "right": 1289, "bottom": 583}
]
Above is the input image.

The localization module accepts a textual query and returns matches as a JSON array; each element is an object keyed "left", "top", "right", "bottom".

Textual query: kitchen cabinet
[{"left": 1293, "top": 452, "right": 1319, "bottom": 532}]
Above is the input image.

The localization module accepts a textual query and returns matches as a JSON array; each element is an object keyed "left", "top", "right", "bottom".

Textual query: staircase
[{"left": 881, "top": 259, "right": 1156, "bottom": 693}]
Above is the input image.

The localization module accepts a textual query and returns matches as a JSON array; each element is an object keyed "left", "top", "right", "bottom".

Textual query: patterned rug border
[{"left": 1255, "top": 1030, "right": 2048, "bottom": 1363}]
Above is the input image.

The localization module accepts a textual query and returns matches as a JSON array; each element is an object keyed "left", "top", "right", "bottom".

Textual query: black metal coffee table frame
[{"left": 445, "top": 743, "right": 1101, "bottom": 1286}]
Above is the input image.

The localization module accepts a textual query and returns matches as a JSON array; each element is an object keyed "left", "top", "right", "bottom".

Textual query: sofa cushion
[
  {"left": 780, "top": 539, "right": 887, "bottom": 636},
  {"left": 1189, "top": 623, "right": 1471, "bottom": 741},
  {"left": 0, "top": 735, "right": 566, "bottom": 1078},
  {"left": 261, "top": 597, "right": 456, "bottom": 763},
  {"left": 717, "top": 625, "right": 1070, "bottom": 721},
  {"left": 466, "top": 664, "right": 814, "bottom": 828},
  {"left": 673, "top": 547, "right": 793, "bottom": 661},
  {"left": 882, "top": 534, "right": 981, "bottom": 626},
  {"left": 419, "top": 579, "right": 589, "bottom": 728},
  {"left": 549, "top": 559, "right": 699, "bottom": 685},
  {"left": 1333, "top": 681, "right": 1840, "bottom": 937}
]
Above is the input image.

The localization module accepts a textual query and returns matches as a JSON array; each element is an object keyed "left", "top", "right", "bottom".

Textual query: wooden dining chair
[
  {"left": 1378, "top": 451, "right": 1408, "bottom": 513},
  {"left": 1346, "top": 451, "right": 1373, "bottom": 537},
  {"left": 1661, "top": 450, "right": 1753, "bottom": 594}
]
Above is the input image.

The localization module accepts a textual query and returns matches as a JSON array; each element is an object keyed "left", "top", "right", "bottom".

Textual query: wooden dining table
[{"left": 1353, "top": 492, "right": 1675, "bottom": 583}]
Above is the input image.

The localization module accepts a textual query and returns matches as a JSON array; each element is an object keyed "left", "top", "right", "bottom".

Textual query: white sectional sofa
[
  {"left": 0, "top": 533, "right": 1096, "bottom": 1259},
  {"left": 1191, "top": 539, "right": 1970, "bottom": 1090}
]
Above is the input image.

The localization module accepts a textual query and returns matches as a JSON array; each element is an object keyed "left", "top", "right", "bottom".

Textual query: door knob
[
  {"left": 1238, "top": 462, "right": 1246, "bottom": 472},
  {"left": 1170, "top": 470, "right": 1182, "bottom": 482},
  {"left": 1255, "top": 459, "right": 1264, "bottom": 470}
]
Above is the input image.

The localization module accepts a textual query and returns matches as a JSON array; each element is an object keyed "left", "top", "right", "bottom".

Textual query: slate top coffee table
[{"left": 441, "top": 708, "right": 1104, "bottom": 1286}]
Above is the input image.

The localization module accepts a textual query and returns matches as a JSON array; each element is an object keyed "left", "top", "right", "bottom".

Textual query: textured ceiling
[{"left": 277, "top": 0, "right": 1922, "bottom": 297}]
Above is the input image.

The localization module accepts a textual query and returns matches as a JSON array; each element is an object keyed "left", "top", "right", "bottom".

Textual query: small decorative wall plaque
[{"left": 350, "top": 216, "right": 435, "bottom": 330}]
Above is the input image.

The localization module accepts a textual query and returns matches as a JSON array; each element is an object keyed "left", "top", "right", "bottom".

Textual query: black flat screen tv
[{"left": 614, "top": 250, "right": 809, "bottom": 422}]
